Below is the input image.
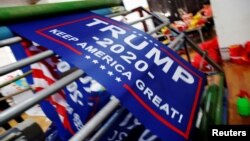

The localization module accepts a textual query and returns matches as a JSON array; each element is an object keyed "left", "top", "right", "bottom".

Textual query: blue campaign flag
[
  {"left": 9, "top": 42, "right": 33, "bottom": 84},
  {"left": 9, "top": 12, "right": 206, "bottom": 141},
  {"left": 22, "top": 42, "right": 111, "bottom": 140},
  {"left": 56, "top": 59, "right": 111, "bottom": 132},
  {"left": 100, "top": 109, "right": 160, "bottom": 141}
]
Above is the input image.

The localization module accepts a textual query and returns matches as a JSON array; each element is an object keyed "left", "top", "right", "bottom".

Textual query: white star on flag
[
  {"left": 107, "top": 71, "right": 114, "bottom": 76},
  {"left": 85, "top": 55, "right": 91, "bottom": 59},
  {"left": 115, "top": 77, "right": 122, "bottom": 82},
  {"left": 92, "top": 60, "right": 99, "bottom": 64},
  {"left": 100, "top": 65, "right": 106, "bottom": 70}
]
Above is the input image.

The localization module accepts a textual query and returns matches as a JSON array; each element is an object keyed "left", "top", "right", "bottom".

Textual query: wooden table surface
[{"left": 223, "top": 61, "right": 250, "bottom": 124}]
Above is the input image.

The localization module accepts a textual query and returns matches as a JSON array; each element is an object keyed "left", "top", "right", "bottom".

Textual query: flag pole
[
  {"left": 0, "top": 69, "right": 84, "bottom": 125},
  {"left": 0, "top": 50, "right": 54, "bottom": 76}
]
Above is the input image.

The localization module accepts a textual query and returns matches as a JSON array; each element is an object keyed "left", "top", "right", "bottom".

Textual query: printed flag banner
[
  {"left": 55, "top": 59, "right": 110, "bottom": 133},
  {"left": 21, "top": 41, "right": 110, "bottom": 140},
  {"left": 100, "top": 109, "right": 160, "bottom": 141},
  {"left": 9, "top": 12, "right": 206, "bottom": 141},
  {"left": 10, "top": 42, "right": 34, "bottom": 84},
  {"left": 22, "top": 41, "right": 75, "bottom": 140}
]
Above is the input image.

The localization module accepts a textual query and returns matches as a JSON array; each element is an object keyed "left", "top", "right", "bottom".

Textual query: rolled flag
[
  {"left": 0, "top": 26, "right": 14, "bottom": 40},
  {"left": 21, "top": 40, "right": 111, "bottom": 140}
]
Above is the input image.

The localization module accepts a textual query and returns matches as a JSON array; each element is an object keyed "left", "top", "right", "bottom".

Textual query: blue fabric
[
  {"left": 56, "top": 60, "right": 110, "bottom": 132},
  {"left": 9, "top": 12, "right": 206, "bottom": 141},
  {"left": 92, "top": 8, "right": 113, "bottom": 16},
  {"left": 100, "top": 109, "right": 161, "bottom": 141},
  {"left": 0, "top": 26, "right": 13, "bottom": 40},
  {"left": 10, "top": 42, "right": 33, "bottom": 84}
]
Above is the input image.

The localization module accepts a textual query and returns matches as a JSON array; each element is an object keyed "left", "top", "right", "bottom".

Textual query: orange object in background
[
  {"left": 228, "top": 41, "right": 250, "bottom": 64},
  {"left": 229, "top": 44, "right": 245, "bottom": 64},
  {"left": 197, "top": 18, "right": 206, "bottom": 26},
  {"left": 237, "top": 90, "right": 250, "bottom": 99},
  {"left": 192, "top": 37, "right": 222, "bottom": 72},
  {"left": 242, "top": 41, "right": 250, "bottom": 63},
  {"left": 160, "top": 27, "right": 171, "bottom": 35},
  {"left": 201, "top": 4, "right": 213, "bottom": 17},
  {"left": 171, "top": 21, "right": 187, "bottom": 32}
]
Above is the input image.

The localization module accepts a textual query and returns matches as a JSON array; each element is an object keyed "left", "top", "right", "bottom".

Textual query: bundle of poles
[{"left": 0, "top": 1, "right": 224, "bottom": 141}]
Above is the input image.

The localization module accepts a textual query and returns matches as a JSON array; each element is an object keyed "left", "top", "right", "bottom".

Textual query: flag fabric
[
  {"left": 21, "top": 40, "right": 161, "bottom": 141},
  {"left": 21, "top": 40, "right": 110, "bottom": 140},
  {"left": 100, "top": 109, "right": 161, "bottom": 141},
  {"left": 9, "top": 42, "right": 34, "bottom": 84},
  {"left": 22, "top": 40, "right": 74, "bottom": 140},
  {"left": 10, "top": 12, "right": 206, "bottom": 141}
]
